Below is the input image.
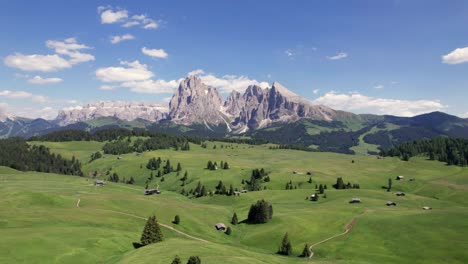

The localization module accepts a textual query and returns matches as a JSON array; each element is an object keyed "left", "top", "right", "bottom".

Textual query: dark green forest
[
  {"left": 0, "top": 137, "right": 83, "bottom": 175},
  {"left": 381, "top": 137, "right": 468, "bottom": 166}
]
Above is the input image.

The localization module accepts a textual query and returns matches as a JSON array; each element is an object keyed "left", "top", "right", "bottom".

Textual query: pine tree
[
  {"left": 140, "top": 215, "right": 164, "bottom": 246},
  {"left": 173, "top": 215, "right": 180, "bottom": 224},
  {"left": 231, "top": 212, "right": 238, "bottom": 225},
  {"left": 187, "top": 256, "right": 201, "bottom": 264},
  {"left": 278, "top": 232, "right": 293, "bottom": 256},
  {"left": 171, "top": 255, "right": 182, "bottom": 264},
  {"left": 225, "top": 226, "right": 232, "bottom": 235},
  {"left": 300, "top": 244, "right": 311, "bottom": 257},
  {"left": 177, "top": 163, "right": 182, "bottom": 172}
]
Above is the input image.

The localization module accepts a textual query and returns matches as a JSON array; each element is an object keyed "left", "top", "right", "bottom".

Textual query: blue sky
[{"left": 1, "top": 0, "right": 467, "bottom": 119}]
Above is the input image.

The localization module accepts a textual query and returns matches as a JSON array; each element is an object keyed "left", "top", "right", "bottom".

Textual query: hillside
[{"left": 1, "top": 140, "right": 467, "bottom": 263}]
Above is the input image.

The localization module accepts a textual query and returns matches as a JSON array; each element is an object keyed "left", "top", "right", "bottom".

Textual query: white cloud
[
  {"left": 313, "top": 89, "right": 320, "bottom": 94},
  {"left": 4, "top": 38, "right": 94, "bottom": 72},
  {"left": 194, "top": 71, "right": 269, "bottom": 93},
  {"left": 461, "top": 112, "right": 468, "bottom": 118},
  {"left": 442, "top": 47, "right": 468, "bottom": 64},
  {"left": 100, "top": 8, "right": 128, "bottom": 24},
  {"left": 28, "top": 75, "right": 63, "bottom": 85},
  {"left": 188, "top": 69, "right": 205, "bottom": 76},
  {"left": 95, "top": 60, "right": 154, "bottom": 82},
  {"left": 141, "top": 47, "right": 168, "bottom": 59},
  {"left": 122, "top": 21, "right": 140, "bottom": 28},
  {"left": 313, "top": 91, "right": 445, "bottom": 117},
  {"left": 120, "top": 79, "right": 180, "bottom": 94},
  {"left": 0, "top": 90, "right": 47, "bottom": 103},
  {"left": 46, "top": 38, "right": 95, "bottom": 64},
  {"left": 373, "top": 84, "right": 384, "bottom": 89},
  {"left": 143, "top": 21, "right": 159, "bottom": 29},
  {"left": 132, "top": 14, "right": 147, "bottom": 20},
  {"left": 110, "top": 34, "right": 135, "bottom": 44},
  {"left": 285, "top": 49, "right": 295, "bottom": 58},
  {"left": 4, "top": 53, "right": 71, "bottom": 72},
  {"left": 327, "top": 52, "right": 348, "bottom": 60}
]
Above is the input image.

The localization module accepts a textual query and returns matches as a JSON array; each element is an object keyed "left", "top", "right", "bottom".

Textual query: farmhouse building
[{"left": 215, "top": 223, "right": 226, "bottom": 230}]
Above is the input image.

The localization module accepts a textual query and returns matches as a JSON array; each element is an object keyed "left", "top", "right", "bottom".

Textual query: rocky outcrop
[
  {"left": 169, "top": 75, "right": 228, "bottom": 127},
  {"left": 55, "top": 101, "right": 168, "bottom": 126}
]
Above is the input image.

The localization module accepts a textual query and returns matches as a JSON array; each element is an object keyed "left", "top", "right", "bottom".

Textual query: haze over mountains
[{"left": 1, "top": 75, "right": 467, "bottom": 153}]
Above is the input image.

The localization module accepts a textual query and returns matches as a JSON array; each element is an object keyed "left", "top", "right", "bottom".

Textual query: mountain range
[{"left": 1, "top": 75, "right": 467, "bottom": 154}]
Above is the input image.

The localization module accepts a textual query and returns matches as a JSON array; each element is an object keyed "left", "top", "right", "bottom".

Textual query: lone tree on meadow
[
  {"left": 173, "top": 215, "right": 180, "bottom": 224},
  {"left": 140, "top": 215, "right": 164, "bottom": 246},
  {"left": 231, "top": 212, "right": 238, "bottom": 225},
  {"left": 277, "top": 232, "right": 293, "bottom": 256},
  {"left": 300, "top": 243, "right": 311, "bottom": 257},
  {"left": 247, "top": 199, "right": 273, "bottom": 224},
  {"left": 171, "top": 255, "right": 182, "bottom": 264},
  {"left": 186, "top": 256, "right": 201, "bottom": 264},
  {"left": 225, "top": 226, "right": 232, "bottom": 235}
]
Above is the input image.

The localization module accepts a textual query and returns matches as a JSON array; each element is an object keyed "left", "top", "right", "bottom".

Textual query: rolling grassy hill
[{"left": 1, "top": 141, "right": 467, "bottom": 263}]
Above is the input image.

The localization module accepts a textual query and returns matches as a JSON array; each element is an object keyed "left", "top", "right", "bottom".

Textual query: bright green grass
[{"left": 3, "top": 140, "right": 468, "bottom": 263}]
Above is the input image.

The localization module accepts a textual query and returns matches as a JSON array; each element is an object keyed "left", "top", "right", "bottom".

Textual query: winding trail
[
  {"left": 92, "top": 208, "right": 210, "bottom": 243},
  {"left": 309, "top": 210, "right": 368, "bottom": 258},
  {"left": 76, "top": 198, "right": 80, "bottom": 208}
]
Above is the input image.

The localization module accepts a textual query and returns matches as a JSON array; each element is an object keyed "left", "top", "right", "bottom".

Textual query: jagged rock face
[
  {"left": 227, "top": 82, "right": 337, "bottom": 130},
  {"left": 169, "top": 76, "right": 226, "bottom": 126},
  {"left": 55, "top": 101, "right": 168, "bottom": 126}
]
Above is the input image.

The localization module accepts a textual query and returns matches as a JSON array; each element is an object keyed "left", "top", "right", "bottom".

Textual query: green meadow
[{"left": 0, "top": 141, "right": 467, "bottom": 263}]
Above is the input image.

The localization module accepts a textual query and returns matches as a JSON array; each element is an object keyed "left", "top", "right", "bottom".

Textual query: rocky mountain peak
[
  {"left": 0, "top": 109, "right": 14, "bottom": 122},
  {"left": 169, "top": 76, "right": 226, "bottom": 126}
]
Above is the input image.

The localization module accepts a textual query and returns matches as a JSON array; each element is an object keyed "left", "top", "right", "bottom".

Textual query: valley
[{"left": 1, "top": 140, "right": 467, "bottom": 263}]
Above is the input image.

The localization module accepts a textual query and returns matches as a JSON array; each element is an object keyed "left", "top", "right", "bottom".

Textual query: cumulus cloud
[
  {"left": 313, "top": 91, "right": 445, "bottom": 117},
  {"left": 0, "top": 90, "right": 47, "bottom": 103},
  {"left": 193, "top": 70, "right": 269, "bottom": 93},
  {"left": 4, "top": 38, "right": 94, "bottom": 72},
  {"left": 28, "top": 75, "right": 63, "bottom": 85},
  {"left": 120, "top": 79, "right": 180, "bottom": 94},
  {"left": 4, "top": 53, "right": 71, "bottom": 72},
  {"left": 110, "top": 34, "right": 135, "bottom": 44},
  {"left": 98, "top": 6, "right": 159, "bottom": 30},
  {"left": 188, "top": 69, "right": 205, "bottom": 76},
  {"left": 95, "top": 60, "right": 154, "bottom": 82},
  {"left": 141, "top": 47, "right": 168, "bottom": 59},
  {"left": 327, "top": 52, "right": 348, "bottom": 60},
  {"left": 313, "top": 89, "right": 320, "bottom": 94},
  {"left": 99, "top": 8, "right": 128, "bottom": 24},
  {"left": 442, "top": 47, "right": 468, "bottom": 64}
]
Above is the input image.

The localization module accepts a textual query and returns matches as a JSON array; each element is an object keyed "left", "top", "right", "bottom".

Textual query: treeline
[
  {"left": 0, "top": 137, "right": 83, "bottom": 175},
  {"left": 381, "top": 137, "right": 468, "bottom": 166}
]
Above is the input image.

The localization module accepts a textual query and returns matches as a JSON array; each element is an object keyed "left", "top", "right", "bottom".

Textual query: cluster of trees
[
  {"left": 269, "top": 145, "right": 320, "bottom": 152},
  {"left": 0, "top": 137, "right": 83, "bottom": 176},
  {"left": 333, "top": 177, "right": 360, "bottom": 189},
  {"left": 206, "top": 160, "right": 230, "bottom": 170},
  {"left": 316, "top": 183, "right": 327, "bottom": 194},
  {"left": 171, "top": 256, "right": 201, "bottom": 264},
  {"left": 381, "top": 137, "right": 468, "bottom": 166},
  {"left": 89, "top": 151, "right": 102, "bottom": 162},
  {"left": 247, "top": 199, "right": 273, "bottom": 224},
  {"left": 245, "top": 168, "right": 269, "bottom": 191},
  {"left": 285, "top": 180, "right": 297, "bottom": 190},
  {"left": 108, "top": 172, "right": 135, "bottom": 184},
  {"left": 146, "top": 157, "right": 176, "bottom": 175}
]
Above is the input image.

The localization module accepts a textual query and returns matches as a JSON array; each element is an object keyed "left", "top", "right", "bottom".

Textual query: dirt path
[
  {"left": 76, "top": 198, "right": 80, "bottom": 208},
  {"left": 309, "top": 210, "right": 368, "bottom": 258},
  {"left": 92, "top": 208, "right": 210, "bottom": 243}
]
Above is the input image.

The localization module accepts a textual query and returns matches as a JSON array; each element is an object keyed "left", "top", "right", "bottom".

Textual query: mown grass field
[{"left": 1, "top": 141, "right": 467, "bottom": 263}]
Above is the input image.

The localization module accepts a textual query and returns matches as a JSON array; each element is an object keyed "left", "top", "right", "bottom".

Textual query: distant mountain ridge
[{"left": 1, "top": 76, "right": 467, "bottom": 154}]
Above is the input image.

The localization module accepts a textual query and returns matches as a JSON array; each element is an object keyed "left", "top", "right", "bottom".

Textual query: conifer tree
[
  {"left": 140, "top": 215, "right": 164, "bottom": 246},
  {"left": 187, "top": 256, "right": 201, "bottom": 264},
  {"left": 231, "top": 212, "right": 238, "bottom": 225},
  {"left": 173, "top": 215, "right": 180, "bottom": 224},
  {"left": 278, "top": 232, "right": 293, "bottom": 255},
  {"left": 300, "top": 244, "right": 311, "bottom": 257},
  {"left": 171, "top": 255, "right": 182, "bottom": 264},
  {"left": 225, "top": 226, "right": 232, "bottom": 235}
]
